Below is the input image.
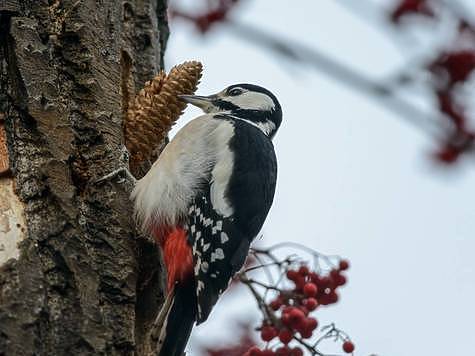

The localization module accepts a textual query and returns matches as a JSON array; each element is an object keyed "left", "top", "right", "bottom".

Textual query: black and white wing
[
  {"left": 188, "top": 118, "right": 278, "bottom": 324},
  {"left": 187, "top": 193, "right": 250, "bottom": 324}
]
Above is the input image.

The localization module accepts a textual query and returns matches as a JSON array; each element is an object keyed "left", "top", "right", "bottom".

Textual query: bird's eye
[{"left": 228, "top": 88, "right": 243, "bottom": 96}]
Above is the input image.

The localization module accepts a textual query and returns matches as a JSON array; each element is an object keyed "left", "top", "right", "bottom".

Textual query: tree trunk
[{"left": 0, "top": 1, "right": 169, "bottom": 355}]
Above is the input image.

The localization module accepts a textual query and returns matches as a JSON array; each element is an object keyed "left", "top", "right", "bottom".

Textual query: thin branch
[
  {"left": 241, "top": 277, "right": 281, "bottom": 292},
  {"left": 263, "top": 242, "right": 336, "bottom": 267},
  {"left": 249, "top": 252, "right": 276, "bottom": 285},
  {"left": 243, "top": 260, "right": 284, "bottom": 274},
  {"left": 292, "top": 335, "right": 325, "bottom": 356},
  {"left": 239, "top": 274, "right": 279, "bottom": 326}
]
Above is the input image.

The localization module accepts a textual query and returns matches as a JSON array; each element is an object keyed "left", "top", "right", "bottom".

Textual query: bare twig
[{"left": 239, "top": 273, "right": 280, "bottom": 326}]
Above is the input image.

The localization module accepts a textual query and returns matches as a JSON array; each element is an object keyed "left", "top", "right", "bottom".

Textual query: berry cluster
[
  {"left": 391, "top": 0, "right": 434, "bottom": 23},
  {"left": 170, "top": 0, "right": 240, "bottom": 33},
  {"left": 244, "top": 260, "right": 354, "bottom": 356},
  {"left": 431, "top": 49, "right": 475, "bottom": 164},
  {"left": 390, "top": 0, "right": 475, "bottom": 165}
]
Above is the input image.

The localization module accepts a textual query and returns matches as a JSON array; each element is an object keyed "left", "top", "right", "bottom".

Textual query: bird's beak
[{"left": 178, "top": 94, "right": 217, "bottom": 113}]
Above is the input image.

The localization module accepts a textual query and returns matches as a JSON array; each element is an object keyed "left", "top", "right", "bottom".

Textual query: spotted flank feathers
[{"left": 187, "top": 194, "right": 250, "bottom": 324}]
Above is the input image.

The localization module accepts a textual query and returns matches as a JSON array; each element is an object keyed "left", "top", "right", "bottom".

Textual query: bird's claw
[{"left": 94, "top": 167, "right": 137, "bottom": 185}]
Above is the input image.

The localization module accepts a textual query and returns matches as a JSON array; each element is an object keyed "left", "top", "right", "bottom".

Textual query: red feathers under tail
[
  {"left": 153, "top": 227, "right": 196, "bottom": 356},
  {"left": 159, "top": 227, "right": 194, "bottom": 291}
]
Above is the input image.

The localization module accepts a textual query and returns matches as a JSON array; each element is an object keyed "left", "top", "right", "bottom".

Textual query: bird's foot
[
  {"left": 94, "top": 167, "right": 137, "bottom": 185},
  {"left": 93, "top": 145, "right": 137, "bottom": 185}
]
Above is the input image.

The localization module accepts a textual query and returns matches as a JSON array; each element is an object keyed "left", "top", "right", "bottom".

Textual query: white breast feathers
[{"left": 131, "top": 115, "right": 235, "bottom": 232}]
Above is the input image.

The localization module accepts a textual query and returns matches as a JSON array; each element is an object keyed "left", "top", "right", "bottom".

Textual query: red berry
[
  {"left": 318, "top": 276, "right": 332, "bottom": 289},
  {"left": 309, "top": 272, "right": 319, "bottom": 283},
  {"left": 343, "top": 341, "right": 355, "bottom": 353},
  {"left": 304, "top": 317, "right": 318, "bottom": 331},
  {"left": 276, "top": 346, "right": 291, "bottom": 356},
  {"left": 298, "top": 265, "right": 309, "bottom": 276},
  {"left": 293, "top": 318, "right": 307, "bottom": 333},
  {"left": 330, "top": 269, "right": 340, "bottom": 279},
  {"left": 300, "top": 328, "right": 313, "bottom": 338},
  {"left": 282, "top": 306, "right": 296, "bottom": 315},
  {"left": 281, "top": 306, "right": 295, "bottom": 326},
  {"left": 293, "top": 275, "right": 306, "bottom": 291},
  {"left": 288, "top": 308, "right": 305, "bottom": 325},
  {"left": 248, "top": 346, "right": 263, "bottom": 356},
  {"left": 339, "top": 260, "right": 350, "bottom": 270},
  {"left": 303, "top": 297, "right": 318, "bottom": 311},
  {"left": 303, "top": 283, "right": 318, "bottom": 297},
  {"left": 281, "top": 312, "right": 291, "bottom": 326},
  {"left": 318, "top": 294, "right": 330, "bottom": 305},
  {"left": 278, "top": 329, "right": 293, "bottom": 344},
  {"left": 286, "top": 270, "right": 298, "bottom": 281},
  {"left": 270, "top": 298, "right": 282, "bottom": 311},
  {"left": 261, "top": 326, "right": 277, "bottom": 342},
  {"left": 262, "top": 350, "right": 275, "bottom": 356},
  {"left": 336, "top": 274, "right": 347, "bottom": 286},
  {"left": 290, "top": 348, "right": 303, "bottom": 356},
  {"left": 328, "top": 291, "right": 339, "bottom": 304},
  {"left": 436, "top": 146, "right": 460, "bottom": 164}
]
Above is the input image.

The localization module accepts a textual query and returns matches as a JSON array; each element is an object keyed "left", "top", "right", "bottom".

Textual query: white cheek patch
[
  {"left": 256, "top": 121, "right": 276, "bottom": 136},
  {"left": 223, "top": 91, "right": 275, "bottom": 111}
]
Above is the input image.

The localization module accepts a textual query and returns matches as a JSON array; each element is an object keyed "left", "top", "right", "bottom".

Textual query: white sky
[{"left": 166, "top": 1, "right": 475, "bottom": 355}]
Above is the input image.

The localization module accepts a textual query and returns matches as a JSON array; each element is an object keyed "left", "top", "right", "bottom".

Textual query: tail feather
[{"left": 157, "top": 282, "right": 197, "bottom": 356}]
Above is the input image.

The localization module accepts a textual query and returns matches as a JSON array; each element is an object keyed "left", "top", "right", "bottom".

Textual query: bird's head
[{"left": 179, "top": 83, "right": 282, "bottom": 138}]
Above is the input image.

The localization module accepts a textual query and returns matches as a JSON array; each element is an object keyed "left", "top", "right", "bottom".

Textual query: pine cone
[{"left": 125, "top": 61, "right": 203, "bottom": 174}]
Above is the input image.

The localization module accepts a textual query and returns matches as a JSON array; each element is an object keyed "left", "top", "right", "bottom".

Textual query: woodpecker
[{"left": 131, "top": 83, "right": 282, "bottom": 356}]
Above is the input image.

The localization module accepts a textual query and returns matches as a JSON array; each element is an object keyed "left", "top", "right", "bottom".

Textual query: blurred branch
[
  {"left": 170, "top": 0, "right": 475, "bottom": 165},
  {"left": 332, "top": 0, "right": 420, "bottom": 49},
  {"left": 225, "top": 19, "right": 444, "bottom": 138}
]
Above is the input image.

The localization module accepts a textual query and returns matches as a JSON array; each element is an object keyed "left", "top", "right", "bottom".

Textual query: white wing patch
[
  {"left": 200, "top": 261, "right": 209, "bottom": 273},
  {"left": 197, "top": 280, "right": 205, "bottom": 292},
  {"left": 210, "top": 248, "right": 225, "bottom": 262},
  {"left": 209, "top": 135, "right": 234, "bottom": 217},
  {"left": 220, "top": 232, "right": 229, "bottom": 244}
]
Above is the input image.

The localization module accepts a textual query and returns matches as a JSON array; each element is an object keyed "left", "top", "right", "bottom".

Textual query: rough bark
[{"left": 0, "top": 1, "right": 169, "bottom": 355}]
